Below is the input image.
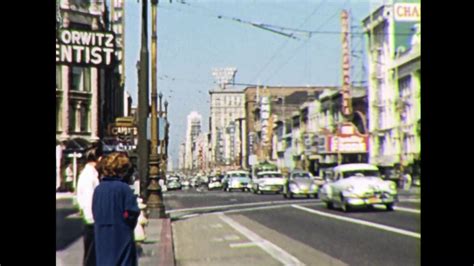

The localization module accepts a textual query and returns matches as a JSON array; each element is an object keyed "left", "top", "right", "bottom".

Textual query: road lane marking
[
  {"left": 229, "top": 242, "right": 259, "bottom": 248},
  {"left": 218, "top": 213, "right": 305, "bottom": 266},
  {"left": 291, "top": 205, "right": 421, "bottom": 239},
  {"left": 166, "top": 199, "right": 320, "bottom": 214},
  {"left": 394, "top": 206, "right": 420, "bottom": 214},
  {"left": 222, "top": 204, "right": 289, "bottom": 214},
  {"left": 224, "top": 234, "right": 241, "bottom": 241}
]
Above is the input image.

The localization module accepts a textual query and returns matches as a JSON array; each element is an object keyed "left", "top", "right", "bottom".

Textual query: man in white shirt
[{"left": 76, "top": 145, "right": 102, "bottom": 266}]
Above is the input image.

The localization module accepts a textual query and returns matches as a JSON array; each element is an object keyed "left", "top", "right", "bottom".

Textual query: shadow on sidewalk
[{"left": 56, "top": 208, "right": 84, "bottom": 251}]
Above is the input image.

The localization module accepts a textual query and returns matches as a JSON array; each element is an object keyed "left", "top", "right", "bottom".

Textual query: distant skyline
[{"left": 122, "top": 0, "right": 382, "bottom": 168}]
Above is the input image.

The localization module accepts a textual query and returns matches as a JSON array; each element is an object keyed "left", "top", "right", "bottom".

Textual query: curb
[{"left": 159, "top": 218, "right": 176, "bottom": 266}]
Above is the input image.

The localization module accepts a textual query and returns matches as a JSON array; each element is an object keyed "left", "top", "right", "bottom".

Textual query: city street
[{"left": 166, "top": 188, "right": 420, "bottom": 266}]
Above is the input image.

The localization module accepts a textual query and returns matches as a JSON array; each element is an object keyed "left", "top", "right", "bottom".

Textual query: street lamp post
[
  {"left": 137, "top": 0, "right": 149, "bottom": 201},
  {"left": 146, "top": 0, "right": 166, "bottom": 218}
]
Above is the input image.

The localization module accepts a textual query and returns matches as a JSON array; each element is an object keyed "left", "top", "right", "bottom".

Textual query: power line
[
  {"left": 262, "top": 0, "right": 349, "bottom": 83},
  {"left": 250, "top": 0, "right": 329, "bottom": 83}
]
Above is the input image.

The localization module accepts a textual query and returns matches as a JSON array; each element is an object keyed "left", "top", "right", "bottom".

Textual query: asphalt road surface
[{"left": 166, "top": 187, "right": 420, "bottom": 265}]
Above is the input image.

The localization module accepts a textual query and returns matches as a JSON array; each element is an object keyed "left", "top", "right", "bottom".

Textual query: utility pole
[{"left": 137, "top": 0, "right": 149, "bottom": 201}]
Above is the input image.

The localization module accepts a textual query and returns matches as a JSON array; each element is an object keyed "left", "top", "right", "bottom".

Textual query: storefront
[{"left": 318, "top": 122, "right": 369, "bottom": 179}]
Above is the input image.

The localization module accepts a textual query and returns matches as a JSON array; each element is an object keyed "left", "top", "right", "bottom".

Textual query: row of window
[
  {"left": 56, "top": 100, "right": 90, "bottom": 134},
  {"left": 213, "top": 95, "right": 243, "bottom": 106},
  {"left": 56, "top": 66, "right": 92, "bottom": 92}
]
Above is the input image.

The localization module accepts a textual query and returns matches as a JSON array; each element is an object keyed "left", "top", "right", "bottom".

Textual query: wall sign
[{"left": 56, "top": 29, "right": 116, "bottom": 67}]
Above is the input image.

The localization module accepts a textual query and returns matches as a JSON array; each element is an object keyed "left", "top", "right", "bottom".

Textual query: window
[
  {"left": 69, "top": 104, "right": 76, "bottom": 132},
  {"left": 56, "top": 99, "right": 62, "bottom": 131},
  {"left": 56, "top": 66, "right": 62, "bottom": 90},
  {"left": 80, "top": 104, "right": 89, "bottom": 132},
  {"left": 70, "top": 67, "right": 91, "bottom": 91}
]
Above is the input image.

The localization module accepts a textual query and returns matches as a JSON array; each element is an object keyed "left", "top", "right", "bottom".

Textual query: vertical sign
[{"left": 341, "top": 10, "right": 352, "bottom": 117}]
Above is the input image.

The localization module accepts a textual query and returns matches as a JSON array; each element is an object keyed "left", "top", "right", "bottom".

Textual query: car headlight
[
  {"left": 388, "top": 182, "right": 397, "bottom": 190},
  {"left": 289, "top": 184, "right": 298, "bottom": 191},
  {"left": 310, "top": 184, "right": 318, "bottom": 191},
  {"left": 346, "top": 185, "right": 354, "bottom": 192}
]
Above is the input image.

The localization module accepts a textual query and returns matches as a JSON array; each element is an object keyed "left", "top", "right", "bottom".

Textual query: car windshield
[
  {"left": 292, "top": 172, "right": 311, "bottom": 179},
  {"left": 230, "top": 173, "right": 247, "bottom": 177},
  {"left": 258, "top": 173, "right": 282, "bottom": 179},
  {"left": 343, "top": 170, "right": 380, "bottom": 178}
]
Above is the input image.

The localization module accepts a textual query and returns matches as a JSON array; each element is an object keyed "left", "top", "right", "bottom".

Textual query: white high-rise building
[
  {"left": 184, "top": 111, "right": 202, "bottom": 171},
  {"left": 178, "top": 143, "right": 186, "bottom": 171},
  {"left": 362, "top": 2, "right": 420, "bottom": 177}
]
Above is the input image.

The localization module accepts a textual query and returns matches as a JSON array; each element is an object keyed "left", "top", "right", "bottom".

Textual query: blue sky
[{"left": 123, "top": 0, "right": 381, "bottom": 167}]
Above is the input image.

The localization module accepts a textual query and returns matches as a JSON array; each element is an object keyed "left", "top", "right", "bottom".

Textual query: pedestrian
[
  {"left": 65, "top": 163, "right": 74, "bottom": 192},
  {"left": 403, "top": 171, "right": 412, "bottom": 191},
  {"left": 92, "top": 152, "right": 140, "bottom": 266},
  {"left": 76, "top": 146, "right": 102, "bottom": 266}
]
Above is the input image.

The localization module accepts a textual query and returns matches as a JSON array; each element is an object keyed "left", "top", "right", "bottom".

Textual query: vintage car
[
  {"left": 208, "top": 176, "right": 223, "bottom": 190},
  {"left": 223, "top": 170, "right": 252, "bottom": 192},
  {"left": 283, "top": 170, "right": 319, "bottom": 198},
  {"left": 318, "top": 164, "right": 398, "bottom": 212},
  {"left": 166, "top": 176, "right": 182, "bottom": 191},
  {"left": 252, "top": 171, "right": 286, "bottom": 194}
]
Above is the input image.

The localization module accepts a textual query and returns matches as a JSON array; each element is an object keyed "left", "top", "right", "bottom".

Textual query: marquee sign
[
  {"left": 394, "top": 3, "right": 420, "bottom": 22},
  {"left": 56, "top": 29, "right": 116, "bottom": 67},
  {"left": 329, "top": 123, "right": 368, "bottom": 153}
]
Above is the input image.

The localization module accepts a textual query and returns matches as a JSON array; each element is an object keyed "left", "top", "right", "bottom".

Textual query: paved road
[{"left": 168, "top": 187, "right": 420, "bottom": 265}]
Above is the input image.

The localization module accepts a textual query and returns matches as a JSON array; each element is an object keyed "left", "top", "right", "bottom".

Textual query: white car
[
  {"left": 223, "top": 171, "right": 252, "bottom": 192},
  {"left": 252, "top": 171, "right": 286, "bottom": 194},
  {"left": 208, "top": 176, "right": 223, "bottom": 190},
  {"left": 319, "top": 164, "right": 398, "bottom": 212}
]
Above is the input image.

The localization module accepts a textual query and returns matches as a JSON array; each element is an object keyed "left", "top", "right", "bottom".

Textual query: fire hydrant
[{"left": 134, "top": 197, "right": 148, "bottom": 243}]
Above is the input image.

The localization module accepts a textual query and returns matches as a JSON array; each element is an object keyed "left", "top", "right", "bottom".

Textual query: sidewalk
[
  {"left": 397, "top": 186, "right": 421, "bottom": 197},
  {"left": 56, "top": 218, "right": 170, "bottom": 266}
]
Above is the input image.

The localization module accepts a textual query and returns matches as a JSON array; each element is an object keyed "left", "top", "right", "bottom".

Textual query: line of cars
[{"left": 165, "top": 163, "right": 399, "bottom": 212}]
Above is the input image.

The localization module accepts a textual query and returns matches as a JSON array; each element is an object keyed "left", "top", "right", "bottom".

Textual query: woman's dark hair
[{"left": 85, "top": 144, "right": 102, "bottom": 162}]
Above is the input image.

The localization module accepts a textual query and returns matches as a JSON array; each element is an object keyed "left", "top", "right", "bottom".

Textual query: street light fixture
[{"left": 146, "top": 0, "right": 166, "bottom": 218}]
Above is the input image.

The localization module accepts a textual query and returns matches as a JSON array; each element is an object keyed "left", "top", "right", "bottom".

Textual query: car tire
[
  {"left": 340, "top": 195, "right": 351, "bottom": 212},
  {"left": 326, "top": 201, "right": 334, "bottom": 209},
  {"left": 385, "top": 203, "right": 395, "bottom": 211},
  {"left": 313, "top": 193, "right": 319, "bottom": 199}
]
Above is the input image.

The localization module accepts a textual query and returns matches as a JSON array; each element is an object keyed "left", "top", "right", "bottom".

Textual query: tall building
[
  {"left": 184, "top": 111, "right": 202, "bottom": 172},
  {"left": 362, "top": 1, "right": 420, "bottom": 178},
  {"left": 178, "top": 142, "right": 186, "bottom": 171},
  {"left": 209, "top": 68, "right": 245, "bottom": 170},
  {"left": 209, "top": 88, "right": 245, "bottom": 169}
]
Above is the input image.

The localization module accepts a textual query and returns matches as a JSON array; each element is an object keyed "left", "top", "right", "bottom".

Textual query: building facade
[
  {"left": 362, "top": 1, "right": 420, "bottom": 178},
  {"left": 184, "top": 111, "right": 202, "bottom": 172},
  {"left": 244, "top": 86, "right": 327, "bottom": 168},
  {"left": 209, "top": 87, "right": 245, "bottom": 170},
  {"left": 56, "top": 0, "right": 124, "bottom": 189}
]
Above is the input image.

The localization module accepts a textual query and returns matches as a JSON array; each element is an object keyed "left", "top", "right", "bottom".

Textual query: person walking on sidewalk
[
  {"left": 76, "top": 146, "right": 102, "bottom": 266},
  {"left": 65, "top": 163, "right": 74, "bottom": 192},
  {"left": 93, "top": 152, "right": 140, "bottom": 266}
]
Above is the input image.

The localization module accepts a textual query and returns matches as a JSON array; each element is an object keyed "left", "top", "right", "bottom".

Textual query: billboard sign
[{"left": 56, "top": 29, "right": 116, "bottom": 67}]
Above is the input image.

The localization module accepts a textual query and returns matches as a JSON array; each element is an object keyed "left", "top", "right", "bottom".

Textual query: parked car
[
  {"left": 166, "top": 176, "right": 182, "bottom": 191},
  {"left": 283, "top": 170, "right": 319, "bottom": 198},
  {"left": 319, "top": 163, "right": 398, "bottom": 212},
  {"left": 252, "top": 171, "right": 285, "bottom": 194},
  {"left": 223, "top": 171, "right": 252, "bottom": 192},
  {"left": 208, "top": 176, "right": 223, "bottom": 190}
]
